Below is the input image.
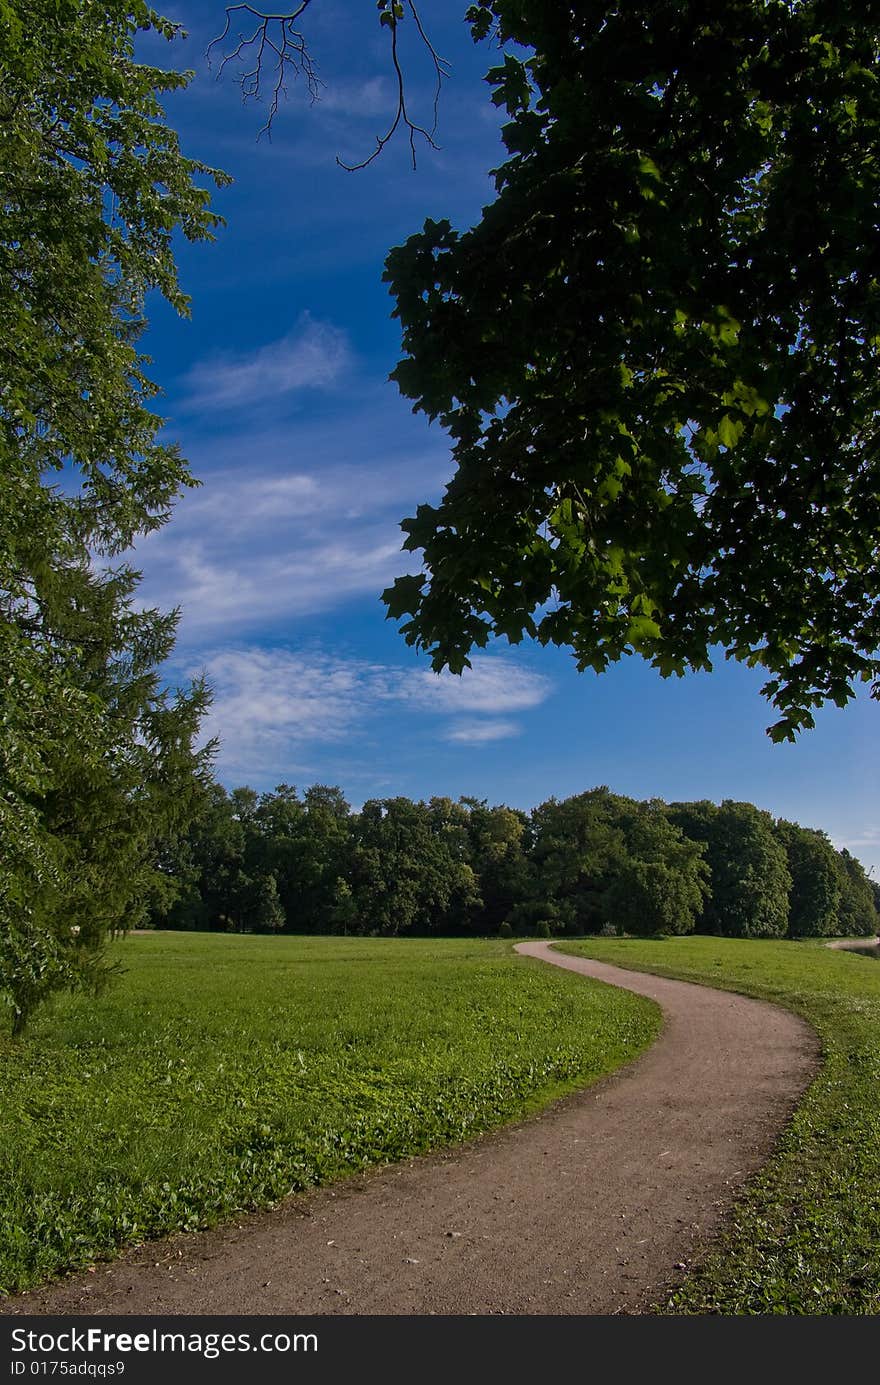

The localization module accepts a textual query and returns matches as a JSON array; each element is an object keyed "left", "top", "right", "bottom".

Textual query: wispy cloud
[
  {"left": 317, "top": 77, "right": 390, "bottom": 117},
  {"left": 179, "top": 315, "right": 349, "bottom": 412},
  {"left": 836, "top": 828, "right": 880, "bottom": 853},
  {"left": 405, "top": 662, "right": 551, "bottom": 715},
  {"left": 445, "top": 719, "right": 520, "bottom": 744},
  {"left": 192, "top": 647, "right": 552, "bottom": 783},
  {"left": 133, "top": 438, "right": 449, "bottom": 643},
  {"left": 196, "top": 648, "right": 372, "bottom": 781}
]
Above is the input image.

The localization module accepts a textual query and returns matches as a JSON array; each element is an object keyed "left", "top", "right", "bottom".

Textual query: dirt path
[
  {"left": 826, "top": 936, "right": 880, "bottom": 954},
  {"left": 3, "top": 942, "right": 819, "bottom": 1317}
]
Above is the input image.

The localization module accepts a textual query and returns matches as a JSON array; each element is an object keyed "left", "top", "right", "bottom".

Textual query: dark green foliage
[
  {"left": 0, "top": 2, "right": 227, "bottom": 1033},
  {"left": 348, "top": 796, "right": 481, "bottom": 936},
  {"left": 251, "top": 874, "right": 285, "bottom": 935},
  {"left": 774, "top": 820, "right": 842, "bottom": 937},
  {"left": 154, "top": 779, "right": 871, "bottom": 943},
  {"left": 603, "top": 860, "right": 696, "bottom": 938},
  {"left": 459, "top": 797, "right": 534, "bottom": 931},
  {"left": 601, "top": 798, "right": 709, "bottom": 936},
  {"left": 157, "top": 784, "right": 245, "bottom": 931},
  {"left": 382, "top": 0, "right": 880, "bottom": 740},
  {"left": 530, "top": 789, "right": 708, "bottom": 936},
  {"left": 529, "top": 790, "right": 624, "bottom": 933},
  {"left": 158, "top": 783, "right": 352, "bottom": 934},
  {"left": 669, "top": 800, "right": 791, "bottom": 937},
  {"left": 505, "top": 898, "right": 567, "bottom": 936},
  {"left": 835, "top": 848, "right": 879, "bottom": 937},
  {"left": 260, "top": 785, "right": 352, "bottom": 933}
]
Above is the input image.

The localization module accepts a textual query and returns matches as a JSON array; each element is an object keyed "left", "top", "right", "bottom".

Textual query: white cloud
[
  {"left": 192, "top": 647, "right": 552, "bottom": 782},
  {"left": 405, "top": 661, "right": 552, "bottom": 715},
  {"left": 133, "top": 446, "right": 448, "bottom": 643},
  {"left": 317, "top": 77, "right": 390, "bottom": 117},
  {"left": 179, "top": 315, "right": 349, "bottom": 412},
  {"left": 834, "top": 828, "right": 880, "bottom": 858},
  {"left": 840, "top": 828, "right": 880, "bottom": 848},
  {"left": 196, "top": 648, "right": 374, "bottom": 780},
  {"left": 445, "top": 719, "right": 520, "bottom": 744}
]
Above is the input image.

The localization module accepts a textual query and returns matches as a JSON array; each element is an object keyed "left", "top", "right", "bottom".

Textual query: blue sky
[{"left": 134, "top": 1, "right": 879, "bottom": 875}]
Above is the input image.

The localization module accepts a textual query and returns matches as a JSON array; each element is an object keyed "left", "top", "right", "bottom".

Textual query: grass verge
[
  {"left": 559, "top": 935, "right": 880, "bottom": 1314},
  {"left": 0, "top": 932, "right": 660, "bottom": 1296}
]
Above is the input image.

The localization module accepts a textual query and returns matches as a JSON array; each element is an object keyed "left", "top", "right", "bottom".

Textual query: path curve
[{"left": 3, "top": 942, "right": 819, "bottom": 1317}]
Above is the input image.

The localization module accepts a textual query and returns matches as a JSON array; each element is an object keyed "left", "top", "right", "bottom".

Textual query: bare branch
[
  {"left": 207, "top": 3, "right": 322, "bottom": 139},
  {"left": 405, "top": 0, "right": 452, "bottom": 139},
  {"left": 337, "top": 10, "right": 447, "bottom": 172},
  {"left": 208, "top": 2, "right": 450, "bottom": 166}
]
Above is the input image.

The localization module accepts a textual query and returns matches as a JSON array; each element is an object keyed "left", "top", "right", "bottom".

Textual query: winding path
[{"left": 3, "top": 942, "right": 819, "bottom": 1317}]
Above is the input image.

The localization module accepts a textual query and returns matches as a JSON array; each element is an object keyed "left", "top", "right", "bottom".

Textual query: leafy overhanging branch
[{"left": 380, "top": 0, "right": 880, "bottom": 742}]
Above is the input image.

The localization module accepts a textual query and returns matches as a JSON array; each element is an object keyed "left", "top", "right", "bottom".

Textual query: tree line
[{"left": 150, "top": 783, "right": 878, "bottom": 942}]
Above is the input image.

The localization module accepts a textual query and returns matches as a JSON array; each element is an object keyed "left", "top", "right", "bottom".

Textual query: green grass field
[
  {"left": 0, "top": 932, "right": 659, "bottom": 1296},
  {"left": 561, "top": 936, "right": 880, "bottom": 1314}
]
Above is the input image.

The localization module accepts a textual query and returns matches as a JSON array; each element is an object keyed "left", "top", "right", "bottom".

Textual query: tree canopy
[
  {"left": 379, "top": 0, "right": 880, "bottom": 740},
  {"left": 668, "top": 800, "right": 792, "bottom": 937},
  {"left": 0, "top": 1, "right": 228, "bottom": 1032}
]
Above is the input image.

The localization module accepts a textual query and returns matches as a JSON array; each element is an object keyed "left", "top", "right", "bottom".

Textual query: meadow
[
  {"left": 0, "top": 932, "right": 659, "bottom": 1295},
  {"left": 562, "top": 935, "right": 880, "bottom": 1314}
]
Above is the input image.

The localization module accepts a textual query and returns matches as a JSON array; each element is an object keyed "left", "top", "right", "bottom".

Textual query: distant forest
[{"left": 148, "top": 785, "right": 878, "bottom": 941}]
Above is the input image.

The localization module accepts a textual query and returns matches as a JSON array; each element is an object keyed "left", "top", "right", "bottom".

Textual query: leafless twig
[
  {"left": 207, "top": 2, "right": 450, "bottom": 166},
  {"left": 207, "top": 3, "right": 322, "bottom": 139}
]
